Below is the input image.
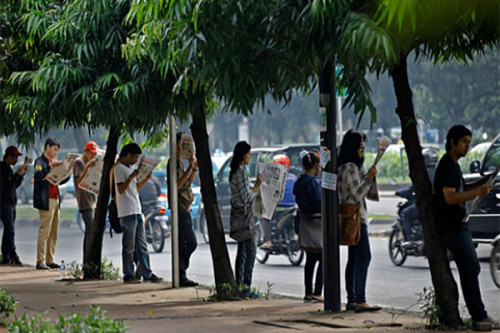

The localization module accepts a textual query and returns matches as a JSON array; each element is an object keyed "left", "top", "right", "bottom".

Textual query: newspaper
[
  {"left": 47, "top": 153, "right": 80, "bottom": 185},
  {"left": 22, "top": 157, "right": 33, "bottom": 167},
  {"left": 136, "top": 155, "right": 160, "bottom": 184},
  {"left": 463, "top": 163, "right": 500, "bottom": 223},
  {"left": 180, "top": 134, "right": 195, "bottom": 159},
  {"left": 372, "top": 136, "right": 392, "bottom": 166},
  {"left": 253, "top": 163, "right": 286, "bottom": 220},
  {"left": 78, "top": 150, "right": 106, "bottom": 196}
]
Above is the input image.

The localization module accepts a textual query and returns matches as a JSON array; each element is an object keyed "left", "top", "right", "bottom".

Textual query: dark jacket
[
  {"left": 293, "top": 174, "right": 321, "bottom": 214},
  {"left": 0, "top": 161, "right": 24, "bottom": 209},
  {"left": 33, "top": 154, "right": 69, "bottom": 210}
]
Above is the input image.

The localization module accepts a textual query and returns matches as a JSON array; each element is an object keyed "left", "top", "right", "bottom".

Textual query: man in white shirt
[{"left": 114, "top": 143, "right": 162, "bottom": 283}]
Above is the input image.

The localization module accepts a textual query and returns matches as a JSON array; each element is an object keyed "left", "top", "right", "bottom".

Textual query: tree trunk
[
  {"left": 84, "top": 125, "right": 120, "bottom": 279},
  {"left": 191, "top": 105, "right": 239, "bottom": 299},
  {"left": 390, "top": 56, "right": 463, "bottom": 328}
]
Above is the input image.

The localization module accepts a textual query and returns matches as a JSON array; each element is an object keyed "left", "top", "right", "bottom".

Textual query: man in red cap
[
  {"left": 73, "top": 141, "right": 98, "bottom": 268},
  {"left": 0, "top": 146, "right": 28, "bottom": 266}
]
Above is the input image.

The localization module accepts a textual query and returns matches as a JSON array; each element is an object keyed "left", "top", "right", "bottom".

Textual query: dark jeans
[
  {"left": 345, "top": 223, "right": 371, "bottom": 304},
  {"left": 235, "top": 237, "right": 256, "bottom": 286},
  {"left": 1, "top": 205, "right": 16, "bottom": 262},
  {"left": 441, "top": 229, "right": 487, "bottom": 321},
  {"left": 304, "top": 251, "right": 323, "bottom": 296},
  {"left": 400, "top": 203, "right": 419, "bottom": 241},
  {"left": 120, "top": 214, "right": 153, "bottom": 280},
  {"left": 80, "top": 208, "right": 94, "bottom": 267},
  {"left": 179, "top": 211, "right": 198, "bottom": 281}
]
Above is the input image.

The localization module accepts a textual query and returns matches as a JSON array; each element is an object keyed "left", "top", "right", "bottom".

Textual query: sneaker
[
  {"left": 36, "top": 263, "right": 50, "bottom": 270},
  {"left": 180, "top": 279, "right": 199, "bottom": 287},
  {"left": 144, "top": 274, "right": 163, "bottom": 283},
  {"left": 47, "top": 263, "right": 60, "bottom": 269},
  {"left": 355, "top": 302, "right": 382, "bottom": 313},
  {"left": 123, "top": 276, "right": 141, "bottom": 284}
]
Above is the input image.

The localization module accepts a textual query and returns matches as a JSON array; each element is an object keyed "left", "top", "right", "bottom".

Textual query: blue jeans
[
  {"left": 1, "top": 205, "right": 16, "bottom": 262},
  {"left": 120, "top": 214, "right": 152, "bottom": 280},
  {"left": 441, "top": 229, "right": 487, "bottom": 321},
  {"left": 345, "top": 223, "right": 371, "bottom": 304},
  {"left": 179, "top": 211, "right": 198, "bottom": 281},
  {"left": 235, "top": 237, "right": 256, "bottom": 287}
]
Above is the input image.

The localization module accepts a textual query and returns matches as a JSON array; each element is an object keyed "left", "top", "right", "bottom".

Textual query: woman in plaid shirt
[
  {"left": 338, "top": 130, "right": 380, "bottom": 313},
  {"left": 229, "top": 141, "right": 263, "bottom": 290}
]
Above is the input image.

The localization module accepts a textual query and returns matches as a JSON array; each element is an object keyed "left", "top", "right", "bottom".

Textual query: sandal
[{"left": 355, "top": 302, "right": 382, "bottom": 313}]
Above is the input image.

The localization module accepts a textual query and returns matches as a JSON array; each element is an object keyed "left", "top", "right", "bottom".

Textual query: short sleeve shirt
[
  {"left": 434, "top": 153, "right": 466, "bottom": 234},
  {"left": 73, "top": 157, "right": 96, "bottom": 211},
  {"left": 114, "top": 162, "right": 141, "bottom": 218}
]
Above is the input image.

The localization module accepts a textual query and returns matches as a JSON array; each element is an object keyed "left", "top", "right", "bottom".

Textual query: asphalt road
[{"left": 7, "top": 222, "right": 499, "bottom": 320}]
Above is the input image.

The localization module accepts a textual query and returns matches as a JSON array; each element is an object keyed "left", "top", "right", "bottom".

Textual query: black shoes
[
  {"left": 180, "top": 279, "right": 199, "bottom": 287},
  {"left": 36, "top": 263, "right": 50, "bottom": 270},
  {"left": 123, "top": 276, "right": 141, "bottom": 284},
  {"left": 144, "top": 274, "right": 163, "bottom": 283},
  {"left": 354, "top": 302, "right": 382, "bottom": 313},
  {"left": 47, "top": 263, "right": 60, "bottom": 269}
]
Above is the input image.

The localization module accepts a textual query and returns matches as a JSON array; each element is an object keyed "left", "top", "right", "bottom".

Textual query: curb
[{"left": 16, "top": 219, "right": 73, "bottom": 228}]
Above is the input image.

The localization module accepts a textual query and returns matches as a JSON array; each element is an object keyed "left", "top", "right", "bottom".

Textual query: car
[
  {"left": 197, "top": 143, "right": 319, "bottom": 243},
  {"left": 464, "top": 133, "right": 500, "bottom": 242}
]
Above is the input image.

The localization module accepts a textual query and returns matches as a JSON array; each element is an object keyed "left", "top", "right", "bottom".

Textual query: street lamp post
[{"left": 319, "top": 60, "right": 341, "bottom": 312}]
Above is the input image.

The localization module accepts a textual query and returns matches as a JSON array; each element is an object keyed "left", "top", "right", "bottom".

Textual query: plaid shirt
[
  {"left": 338, "top": 162, "right": 379, "bottom": 224},
  {"left": 230, "top": 166, "right": 253, "bottom": 209}
]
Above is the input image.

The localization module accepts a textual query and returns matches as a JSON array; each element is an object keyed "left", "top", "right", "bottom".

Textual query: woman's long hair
[
  {"left": 337, "top": 129, "right": 366, "bottom": 169},
  {"left": 229, "top": 141, "right": 251, "bottom": 182}
]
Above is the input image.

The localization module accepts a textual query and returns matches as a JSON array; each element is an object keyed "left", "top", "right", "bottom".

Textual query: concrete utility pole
[
  {"left": 319, "top": 60, "right": 341, "bottom": 312},
  {"left": 169, "top": 115, "right": 180, "bottom": 288}
]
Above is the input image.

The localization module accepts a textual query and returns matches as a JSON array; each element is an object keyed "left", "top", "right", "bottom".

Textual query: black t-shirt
[{"left": 433, "top": 153, "right": 466, "bottom": 234}]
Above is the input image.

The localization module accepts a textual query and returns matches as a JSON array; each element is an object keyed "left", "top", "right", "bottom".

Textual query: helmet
[
  {"left": 422, "top": 148, "right": 438, "bottom": 167},
  {"left": 272, "top": 154, "right": 290, "bottom": 170}
]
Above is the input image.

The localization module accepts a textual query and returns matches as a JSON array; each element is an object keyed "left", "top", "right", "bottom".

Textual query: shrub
[
  {"left": 0, "top": 288, "right": 18, "bottom": 327},
  {"left": 8, "top": 306, "right": 127, "bottom": 332}
]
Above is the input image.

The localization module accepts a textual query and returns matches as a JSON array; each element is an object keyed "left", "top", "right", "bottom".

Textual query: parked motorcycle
[
  {"left": 490, "top": 234, "right": 500, "bottom": 289},
  {"left": 256, "top": 207, "right": 304, "bottom": 266},
  {"left": 388, "top": 186, "right": 425, "bottom": 266}
]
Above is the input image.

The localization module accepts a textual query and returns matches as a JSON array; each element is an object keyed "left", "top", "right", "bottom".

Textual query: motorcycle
[
  {"left": 490, "top": 234, "right": 500, "bottom": 289},
  {"left": 256, "top": 207, "right": 304, "bottom": 266},
  {"left": 143, "top": 199, "right": 170, "bottom": 253},
  {"left": 388, "top": 186, "right": 425, "bottom": 266}
]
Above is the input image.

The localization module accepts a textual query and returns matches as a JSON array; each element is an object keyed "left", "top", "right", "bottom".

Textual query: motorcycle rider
[
  {"left": 400, "top": 148, "right": 438, "bottom": 243},
  {"left": 260, "top": 154, "right": 298, "bottom": 249}
]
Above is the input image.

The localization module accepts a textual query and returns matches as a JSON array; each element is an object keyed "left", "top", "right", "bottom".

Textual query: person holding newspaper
[
  {"left": 114, "top": 143, "right": 163, "bottom": 284},
  {"left": 229, "top": 141, "right": 263, "bottom": 293},
  {"left": 434, "top": 125, "right": 496, "bottom": 330},
  {"left": 293, "top": 152, "right": 323, "bottom": 303},
  {"left": 0, "top": 146, "right": 28, "bottom": 266},
  {"left": 73, "top": 141, "right": 98, "bottom": 268},
  {"left": 338, "top": 130, "right": 380, "bottom": 313},
  {"left": 34, "top": 137, "right": 70, "bottom": 270},
  {"left": 167, "top": 132, "right": 199, "bottom": 287}
]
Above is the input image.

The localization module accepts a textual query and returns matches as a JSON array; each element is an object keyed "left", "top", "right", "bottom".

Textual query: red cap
[
  {"left": 5, "top": 146, "right": 22, "bottom": 156},
  {"left": 84, "top": 141, "right": 98, "bottom": 154},
  {"left": 272, "top": 154, "right": 290, "bottom": 170}
]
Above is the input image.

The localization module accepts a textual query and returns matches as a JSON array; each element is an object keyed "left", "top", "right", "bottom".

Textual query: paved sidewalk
[{"left": 0, "top": 266, "right": 435, "bottom": 332}]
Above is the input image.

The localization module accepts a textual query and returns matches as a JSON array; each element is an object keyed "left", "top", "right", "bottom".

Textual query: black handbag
[
  {"left": 108, "top": 169, "right": 122, "bottom": 236},
  {"left": 230, "top": 204, "right": 256, "bottom": 242}
]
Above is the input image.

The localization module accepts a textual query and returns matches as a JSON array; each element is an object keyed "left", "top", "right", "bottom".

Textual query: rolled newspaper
[{"left": 373, "top": 136, "right": 392, "bottom": 166}]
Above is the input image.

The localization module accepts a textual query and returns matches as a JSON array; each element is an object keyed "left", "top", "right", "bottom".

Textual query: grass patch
[{"left": 16, "top": 207, "right": 76, "bottom": 220}]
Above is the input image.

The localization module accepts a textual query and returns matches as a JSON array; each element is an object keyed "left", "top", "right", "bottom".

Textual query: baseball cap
[
  {"left": 84, "top": 141, "right": 98, "bottom": 154},
  {"left": 5, "top": 146, "right": 22, "bottom": 156}
]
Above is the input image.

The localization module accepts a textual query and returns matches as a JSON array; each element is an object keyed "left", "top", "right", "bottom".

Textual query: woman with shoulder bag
[
  {"left": 229, "top": 141, "right": 263, "bottom": 292},
  {"left": 293, "top": 152, "right": 323, "bottom": 303},
  {"left": 338, "top": 130, "right": 381, "bottom": 313}
]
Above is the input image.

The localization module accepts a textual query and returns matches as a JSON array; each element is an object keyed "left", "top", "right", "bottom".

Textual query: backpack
[{"left": 108, "top": 163, "right": 122, "bottom": 237}]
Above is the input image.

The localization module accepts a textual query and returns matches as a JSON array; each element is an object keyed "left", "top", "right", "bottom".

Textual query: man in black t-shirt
[{"left": 434, "top": 125, "right": 495, "bottom": 329}]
